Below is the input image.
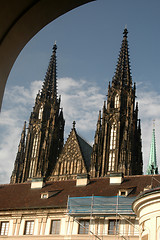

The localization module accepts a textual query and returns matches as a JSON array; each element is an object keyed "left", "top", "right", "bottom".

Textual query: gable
[{"left": 51, "top": 128, "right": 92, "bottom": 179}]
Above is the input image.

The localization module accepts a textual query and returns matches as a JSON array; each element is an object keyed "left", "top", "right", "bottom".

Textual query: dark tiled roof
[
  {"left": 0, "top": 175, "right": 160, "bottom": 211},
  {"left": 76, "top": 134, "right": 92, "bottom": 171}
]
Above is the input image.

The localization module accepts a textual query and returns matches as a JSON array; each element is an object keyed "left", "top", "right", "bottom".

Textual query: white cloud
[{"left": 0, "top": 78, "right": 160, "bottom": 183}]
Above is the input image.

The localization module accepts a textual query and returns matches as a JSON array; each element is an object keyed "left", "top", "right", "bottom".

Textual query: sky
[{"left": 0, "top": 0, "right": 160, "bottom": 183}]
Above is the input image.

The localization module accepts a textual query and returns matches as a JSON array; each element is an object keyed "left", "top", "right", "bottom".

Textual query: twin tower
[{"left": 10, "top": 28, "right": 143, "bottom": 184}]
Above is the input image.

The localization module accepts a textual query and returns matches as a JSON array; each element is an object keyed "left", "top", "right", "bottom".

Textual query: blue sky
[{"left": 0, "top": 0, "right": 160, "bottom": 183}]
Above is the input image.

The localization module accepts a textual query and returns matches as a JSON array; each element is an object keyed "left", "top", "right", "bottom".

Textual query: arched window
[
  {"left": 108, "top": 152, "right": 115, "bottom": 171},
  {"left": 110, "top": 123, "right": 117, "bottom": 150},
  {"left": 29, "top": 134, "right": 39, "bottom": 178},
  {"left": 114, "top": 94, "right": 119, "bottom": 108},
  {"left": 31, "top": 134, "right": 39, "bottom": 158},
  {"left": 38, "top": 105, "right": 43, "bottom": 120},
  {"left": 108, "top": 122, "right": 117, "bottom": 172}
]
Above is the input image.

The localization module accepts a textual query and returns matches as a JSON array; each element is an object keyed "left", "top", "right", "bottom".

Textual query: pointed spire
[
  {"left": 10, "top": 121, "right": 26, "bottom": 183},
  {"left": 40, "top": 42, "right": 58, "bottom": 101},
  {"left": 147, "top": 121, "right": 158, "bottom": 175},
  {"left": 18, "top": 121, "right": 26, "bottom": 152},
  {"left": 112, "top": 28, "right": 132, "bottom": 87}
]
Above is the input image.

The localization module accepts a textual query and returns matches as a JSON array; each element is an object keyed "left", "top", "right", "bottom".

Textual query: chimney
[
  {"left": 109, "top": 172, "right": 123, "bottom": 185},
  {"left": 76, "top": 174, "right": 90, "bottom": 186},
  {"left": 31, "top": 177, "right": 45, "bottom": 189}
]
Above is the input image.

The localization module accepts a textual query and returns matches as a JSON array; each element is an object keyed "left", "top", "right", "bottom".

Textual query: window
[
  {"left": 41, "top": 193, "right": 48, "bottom": 199},
  {"left": 119, "top": 190, "right": 127, "bottom": 196},
  {"left": 29, "top": 134, "right": 39, "bottom": 178},
  {"left": 108, "top": 152, "right": 115, "bottom": 171},
  {"left": 110, "top": 123, "right": 117, "bottom": 150},
  {"left": 108, "top": 122, "right": 117, "bottom": 172},
  {"left": 114, "top": 94, "right": 119, "bottom": 108},
  {"left": 108, "top": 220, "right": 119, "bottom": 235},
  {"left": 50, "top": 220, "right": 61, "bottom": 234},
  {"left": 79, "top": 220, "right": 90, "bottom": 234},
  {"left": 0, "top": 222, "right": 9, "bottom": 235},
  {"left": 31, "top": 134, "right": 39, "bottom": 158},
  {"left": 24, "top": 221, "right": 34, "bottom": 235},
  {"left": 38, "top": 105, "right": 43, "bottom": 120}
]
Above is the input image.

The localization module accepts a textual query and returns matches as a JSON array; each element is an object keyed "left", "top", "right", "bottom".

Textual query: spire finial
[
  {"left": 72, "top": 121, "right": 76, "bottom": 129},
  {"left": 53, "top": 41, "right": 57, "bottom": 52},
  {"left": 153, "top": 119, "right": 155, "bottom": 129},
  {"left": 123, "top": 27, "right": 128, "bottom": 37}
]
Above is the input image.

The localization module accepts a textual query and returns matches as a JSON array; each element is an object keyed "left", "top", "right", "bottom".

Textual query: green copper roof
[{"left": 147, "top": 127, "right": 158, "bottom": 175}]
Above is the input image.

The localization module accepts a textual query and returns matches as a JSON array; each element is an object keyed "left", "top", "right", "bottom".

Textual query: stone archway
[{"left": 0, "top": 0, "right": 94, "bottom": 110}]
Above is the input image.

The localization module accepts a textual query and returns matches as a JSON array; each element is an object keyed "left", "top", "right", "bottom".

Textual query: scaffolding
[
  {"left": 67, "top": 195, "right": 139, "bottom": 240},
  {"left": 68, "top": 195, "right": 136, "bottom": 215}
]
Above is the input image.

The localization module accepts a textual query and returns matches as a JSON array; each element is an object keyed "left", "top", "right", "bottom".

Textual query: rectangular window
[
  {"left": 24, "top": 221, "right": 34, "bottom": 235},
  {"left": 108, "top": 220, "right": 119, "bottom": 235},
  {"left": 0, "top": 222, "right": 9, "bottom": 235},
  {"left": 50, "top": 220, "right": 61, "bottom": 234},
  {"left": 79, "top": 220, "right": 89, "bottom": 234}
]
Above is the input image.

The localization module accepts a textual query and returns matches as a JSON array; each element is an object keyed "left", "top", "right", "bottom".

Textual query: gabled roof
[
  {"left": 0, "top": 175, "right": 160, "bottom": 211},
  {"left": 76, "top": 133, "right": 92, "bottom": 171},
  {"left": 52, "top": 126, "right": 92, "bottom": 176}
]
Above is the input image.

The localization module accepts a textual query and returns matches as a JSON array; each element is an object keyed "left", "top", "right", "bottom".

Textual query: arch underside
[{"left": 0, "top": 0, "right": 94, "bottom": 110}]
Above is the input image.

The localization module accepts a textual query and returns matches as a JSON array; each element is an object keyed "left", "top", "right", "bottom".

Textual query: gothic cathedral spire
[
  {"left": 147, "top": 122, "right": 158, "bottom": 175},
  {"left": 90, "top": 28, "right": 143, "bottom": 177},
  {"left": 10, "top": 43, "right": 65, "bottom": 183},
  {"left": 10, "top": 121, "right": 26, "bottom": 183},
  {"left": 112, "top": 28, "right": 132, "bottom": 87}
]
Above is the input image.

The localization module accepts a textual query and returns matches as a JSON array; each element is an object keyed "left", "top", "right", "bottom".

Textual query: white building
[{"left": 0, "top": 174, "right": 160, "bottom": 239}]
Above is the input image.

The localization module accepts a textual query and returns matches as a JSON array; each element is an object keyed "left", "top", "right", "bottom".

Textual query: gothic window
[
  {"left": 29, "top": 159, "right": 36, "bottom": 178},
  {"left": 108, "top": 123, "right": 117, "bottom": 172},
  {"left": 31, "top": 134, "right": 39, "bottom": 158},
  {"left": 0, "top": 222, "right": 9, "bottom": 235},
  {"left": 38, "top": 105, "right": 43, "bottom": 120},
  {"left": 50, "top": 220, "right": 61, "bottom": 234},
  {"left": 114, "top": 94, "right": 119, "bottom": 108},
  {"left": 108, "top": 152, "right": 115, "bottom": 171},
  {"left": 110, "top": 123, "right": 117, "bottom": 150},
  {"left": 24, "top": 221, "right": 34, "bottom": 235}
]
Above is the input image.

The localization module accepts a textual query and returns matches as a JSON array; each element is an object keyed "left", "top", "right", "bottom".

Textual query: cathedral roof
[
  {"left": 76, "top": 133, "right": 92, "bottom": 170},
  {"left": 1, "top": 175, "right": 160, "bottom": 211}
]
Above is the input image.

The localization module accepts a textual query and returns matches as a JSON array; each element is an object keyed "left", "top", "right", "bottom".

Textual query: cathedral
[
  {"left": 1, "top": 28, "right": 160, "bottom": 240},
  {"left": 10, "top": 28, "right": 143, "bottom": 184}
]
